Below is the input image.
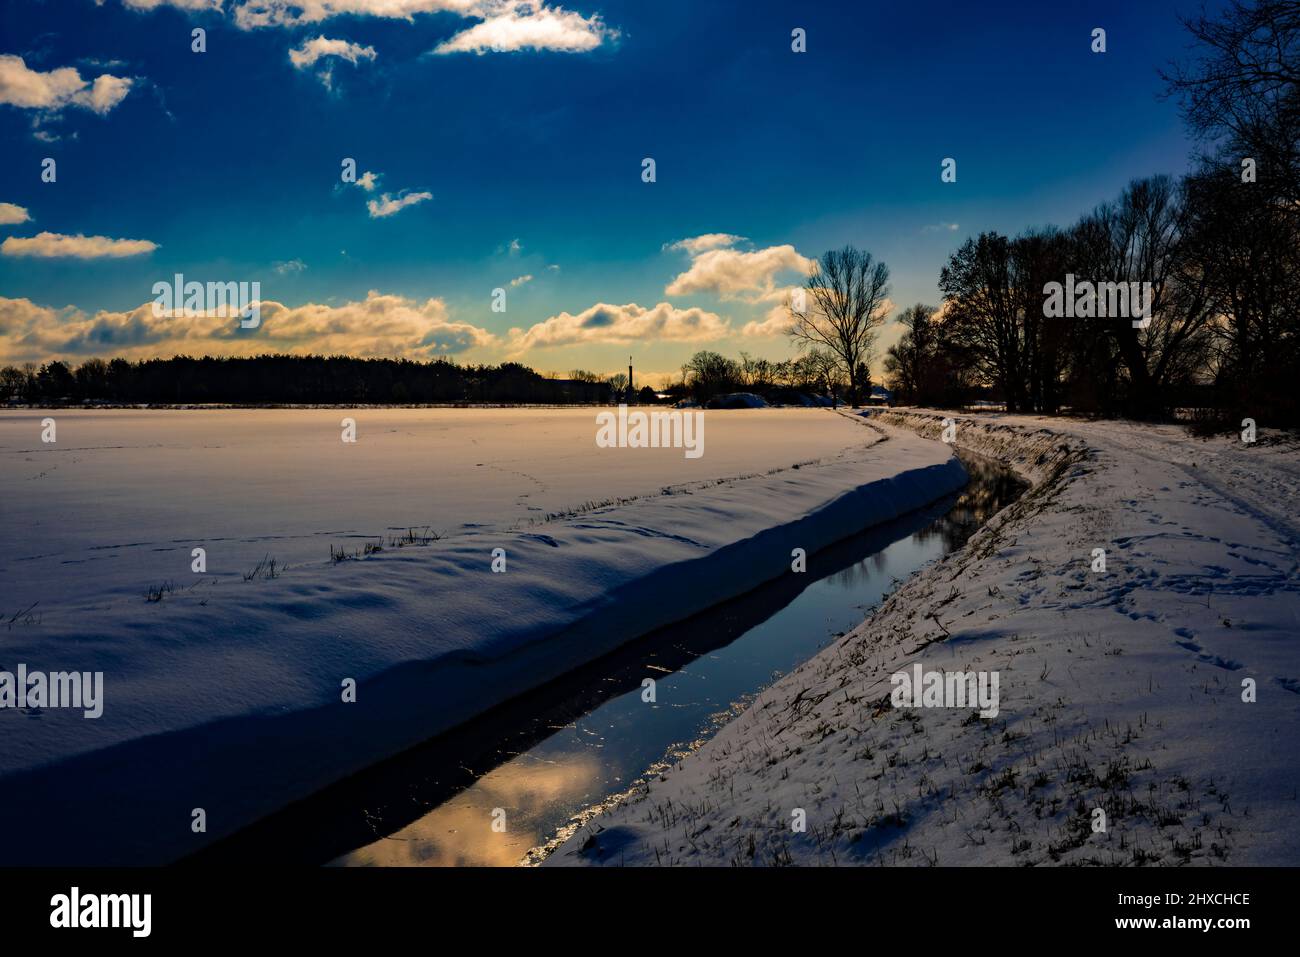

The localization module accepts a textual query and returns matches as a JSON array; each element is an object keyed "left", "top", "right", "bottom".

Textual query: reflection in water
[
  {"left": 189, "top": 452, "right": 1023, "bottom": 868},
  {"left": 343, "top": 755, "right": 603, "bottom": 867},
  {"left": 913, "top": 454, "right": 1024, "bottom": 552}
]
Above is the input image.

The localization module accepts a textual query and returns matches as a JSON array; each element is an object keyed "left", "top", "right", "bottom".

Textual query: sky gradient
[{"left": 0, "top": 0, "right": 1214, "bottom": 385}]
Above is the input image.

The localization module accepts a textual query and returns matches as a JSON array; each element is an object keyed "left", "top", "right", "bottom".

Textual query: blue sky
[{"left": 0, "top": 0, "right": 1213, "bottom": 383}]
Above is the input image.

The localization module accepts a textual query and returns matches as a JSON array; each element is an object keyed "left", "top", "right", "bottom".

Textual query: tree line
[
  {"left": 0, "top": 348, "right": 867, "bottom": 408},
  {"left": 668, "top": 349, "right": 862, "bottom": 405},
  {"left": 882, "top": 0, "right": 1300, "bottom": 427},
  {"left": 0, "top": 355, "right": 616, "bottom": 405}
]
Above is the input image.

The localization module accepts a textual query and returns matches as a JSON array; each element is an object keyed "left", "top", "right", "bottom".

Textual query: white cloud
[
  {"left": 356, "top": 170, "right": 379, "bottom": 191},
  {"left": 366, "top": 190, "right": 433, "bottom": 218},
  {"left": 230, "top": 0, "right": 615, "bottom": 56},
  {"left": 233, "top": 0, "right": 481, "bottom": 28},
  {"left": 117, "top": 0, "right": 616, "bottom": 55},
  {"left": 434, "top": 0, "right": 615, "bottom": 54},
  {"left": 509, "top": 274, "right": 532, "bottom": 287},
  {"left": 273, "top": 258, "right": 308, "bottom": 274},
  {"left": 0, "top": 290, "right": 497, "bottom": 364},
  {"left": 0, "top": 55, "right": 133, "bottom": 116},
  {"left": 290, "top": 35, "right": 377, "bottom": 68},
  {"left": 664, "top": 233, "right": 746, "bottom": 255},
  {"left": 82, "top": 75, "right": 134, "bottom": 114},
  {"left": 289, "top": 36, "right": 377, "bottom": 87},
  {"left": 119, "top": 0, "right": 224, "bottom": 10},
  {"left": 1, "top": 232, "right": 157, "bottom": 259},
  {"left": 508, "top": 301, "right": 729, "bottom": 354},
  {"left": 922, "top": 222, "right": 960, "bottom": 233},
  {"left": 79, "top": 57, "right": 130, "bottom": 71},
  {"left": 0, "top": 203, "right": 32, "bottom": 226},
  {"left": 665, "top": 243, "right": 816, "bottom": 302}
]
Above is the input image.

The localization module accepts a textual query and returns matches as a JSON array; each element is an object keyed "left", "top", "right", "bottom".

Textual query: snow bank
[
  {"left": 0, "top": 410, "right": 966, "bottom": 864},
  {"left": 545, "top": 410, "right": 1300, "bottom": 867}
]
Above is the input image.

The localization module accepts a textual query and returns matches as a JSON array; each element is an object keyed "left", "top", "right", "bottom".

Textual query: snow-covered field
[
  {"left": 0, "top": 407, "right": 967, "bottom": 864},
  {"left": 2, "top": 407, "right": 885, "bottom": 611},
  {"left": 545, "top": 411, "right": 1300, "bottom": 867}
]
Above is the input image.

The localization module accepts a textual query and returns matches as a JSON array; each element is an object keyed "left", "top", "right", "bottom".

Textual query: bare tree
[
  {"left": 789, "top": 245, "right": 891, "bottom": 407},
  {"left": 0, "top": 365, "right": 27, "bottom": 402},
  {"left": 1183, "top": 159, "right": 1300, "bottom": 420},
  {"left": 1163, "top": 0, "right": 1300, "bottom": 425},
  {"left": 884, "top": 304, "right": 938, "bottom": 404},
  {"left": 803, "top": 347, "right": 847, "bottom": 406},
  {"left": 606, "top": 372, "right": 628, "bottom": 403},
  {"left": 681, "top": 350, "right": 740, "bottom": 403},
  {"left": 1162, "top": 0, "right": 1300, "bottom": 203},
  {"left": 938, "top": 232, "right": 1027, "bottom": 411},
  {"left": 1073, "top": 176, "right": 1216, "bottom": 418}
]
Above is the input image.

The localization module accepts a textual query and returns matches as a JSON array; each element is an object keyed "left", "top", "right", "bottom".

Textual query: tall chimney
[{"left": 628, "top": 356, "right": 634, "bottom": 404}]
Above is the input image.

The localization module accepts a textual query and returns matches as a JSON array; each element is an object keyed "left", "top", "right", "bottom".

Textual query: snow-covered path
[{"left": 544, "top": 412, "right": 1300, "bottom": 867}]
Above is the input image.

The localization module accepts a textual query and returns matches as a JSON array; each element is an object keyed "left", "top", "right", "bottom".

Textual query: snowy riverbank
[
  {"left": 0, "top": 408, "right": 965, "bottom": 864},
  {"left": 544, "top": 411, "right": 1300, "bottom": 867}
]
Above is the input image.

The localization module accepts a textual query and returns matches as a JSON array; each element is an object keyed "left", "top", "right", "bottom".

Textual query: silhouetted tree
[
  {"left": 790, "top": 245, "right": 890, "bottom": 407},
  {"left": 1163, "top": 0, "right": 1300, "bottom": 204},
  {"left": 1071, "top": 176, "right": 1216, "bottom": 419},
  {"left": 939, "top": 232, "right": 1028, "bottom": 411},
  {"left": 1184, "top": 159, "right": 1300, "bottom": 423},
  {"left": 681, "top": 351, "right": 739, "bottom": 403}
]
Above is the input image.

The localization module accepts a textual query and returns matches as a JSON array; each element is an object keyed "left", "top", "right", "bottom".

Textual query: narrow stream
[{"left": 190, "top": 453, "right": 1024, "bottom": 867}]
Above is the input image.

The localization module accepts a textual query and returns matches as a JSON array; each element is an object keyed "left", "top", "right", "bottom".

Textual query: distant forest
[
  {"left": 0, "top": 351, "right": 845, "bottom": 407},
  {"left": 0, "top": 356, "right": 625, "bottom": 406}
]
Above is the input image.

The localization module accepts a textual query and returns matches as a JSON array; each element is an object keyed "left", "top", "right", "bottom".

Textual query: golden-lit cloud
[
  {"left": 0, "top": 291, "right": 497, "bottom": 364},
  {"left": 0, "top": 55, "right": 133, "bottom": 115},
  {"left": 508, "top": 301, "right": 729, "bottom": 354},
  {"left": 1, "top": 232, "right": 157, "bottom": 259},
  {"left": 740, "top": 301, "right": 796, "bottom": 338},
  {"left": 0, "top": 203, "right": 32, "bottom": 226},
  {"left": 663, "top": 233, "right": 746, "bottom": 255},
  {"left": 742, "top": 292, "right": 898, "bottom": 339},
  {"left": 665, "top": 243, "right": 815, "bottom": 302}
]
